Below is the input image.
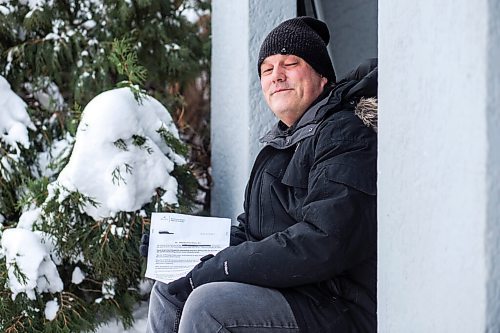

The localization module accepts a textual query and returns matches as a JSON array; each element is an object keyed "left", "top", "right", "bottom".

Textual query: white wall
[
  {"left": 211, "top": 0, "right": 295, "bottom": 221},
  {"left": 486, "top": 1, "right": 500, "bottom": 330},
  {"left": 378, "top": 0, "right": 500, "bottom": 331},
  {"left": 211, "top": 0, "right": 249, "bottom": 221}
]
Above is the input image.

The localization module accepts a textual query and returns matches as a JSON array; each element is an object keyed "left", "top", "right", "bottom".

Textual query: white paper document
[{"left": 145, "top": 213, "right": 231, "bottom": 284}]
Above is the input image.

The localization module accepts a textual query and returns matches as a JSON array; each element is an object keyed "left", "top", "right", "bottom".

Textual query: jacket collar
[
  {"left": 260, "top": 59, "right": 378, "bottom": 149},
  {"left": 260, "top": 81, "right": 354, "bottom": 149}
]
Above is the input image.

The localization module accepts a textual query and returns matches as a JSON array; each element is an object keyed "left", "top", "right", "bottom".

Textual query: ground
[{"left": 97, "top": 301, "right": 148, "bottom": 333}]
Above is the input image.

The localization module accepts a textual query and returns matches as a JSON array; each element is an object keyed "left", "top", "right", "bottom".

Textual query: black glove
[
  {"left": 167, "top": 272, "right": 194, "bottom": 303},
  {"left": 139, "top": 233, "right": 149, "bottom": 257},
  {"left": 167, "top": 254, "right": 215, "bottom": 303}
]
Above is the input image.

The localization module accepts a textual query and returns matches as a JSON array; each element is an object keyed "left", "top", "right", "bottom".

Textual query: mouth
[{"left": 271, "top": 88, "right": 293, "bottom": 95}]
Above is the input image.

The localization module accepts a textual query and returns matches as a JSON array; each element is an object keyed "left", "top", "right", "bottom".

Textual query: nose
[{"left": 271, "top": 66, "right": 285, "bottom": 83}]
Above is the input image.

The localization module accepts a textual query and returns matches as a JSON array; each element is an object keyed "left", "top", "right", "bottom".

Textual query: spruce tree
[{"left": 0, "top": 1, "right": 210, "bottom": 331}]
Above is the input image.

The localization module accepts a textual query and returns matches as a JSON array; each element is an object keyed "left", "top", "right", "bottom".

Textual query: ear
[{"left": 320, "top": 76, "right": 328, "bottom": 89}]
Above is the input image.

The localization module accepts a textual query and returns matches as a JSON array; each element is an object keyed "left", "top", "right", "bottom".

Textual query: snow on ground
[{"left": 96, "top": 301, "right": 149, "bottom": 333}]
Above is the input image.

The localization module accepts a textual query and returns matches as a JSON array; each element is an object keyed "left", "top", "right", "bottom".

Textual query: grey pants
[{"left": 146, "top": 281, "right": 300, "bottom": 333}]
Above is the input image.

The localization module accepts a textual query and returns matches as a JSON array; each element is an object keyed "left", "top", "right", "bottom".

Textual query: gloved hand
[
  {"left": 167, "top": 272, "right": 194, "bottom": 303},
  {"left": 167, "top": 254, "right": 215, "bottom": 303},
  {"left": 139, "top": 233, "right": 149, "bottom": 257}
]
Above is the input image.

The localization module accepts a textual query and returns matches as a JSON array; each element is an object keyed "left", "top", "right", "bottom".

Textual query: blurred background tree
[
  {"left": 0, "top": 0, "right": 211, "bottom": 222},
  {"left": 0, "top": 0, "right": 211, "bottom": 331}
]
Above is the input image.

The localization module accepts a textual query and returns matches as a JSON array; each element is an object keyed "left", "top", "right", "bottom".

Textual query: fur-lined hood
[
  {"left": 345, "top": 58, "right": 378, "bottom": 133},
  {"left": 355, "top": 97, "right": 378, "bottom": 133}
]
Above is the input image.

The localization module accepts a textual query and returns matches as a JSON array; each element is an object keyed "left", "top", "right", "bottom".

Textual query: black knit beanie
[{"left": 258, "top": 16, "right": 336, "bottom": 83}]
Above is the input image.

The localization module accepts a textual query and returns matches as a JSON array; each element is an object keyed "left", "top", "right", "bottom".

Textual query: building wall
[
  {"left": 211, "top": 0, "right": 295, "bottom": 221},
  {"left": 212, "top": 1, "right": 500, "bottom": 329},
  {"left": 316, "top": 0, "right": 378, "bottom": 79},
  {"left": 211, "top": 0, "right": 250, "bottom": 221},
  {"left": 211, "top": 0, "right": 377, "bottom": 222},
  {"left": 487, "top": 1, "right": 500, "bottom": 330},
  {"left": 247, "top": 2, "right": 296, "bottom": 163},
  {"left": 378, "top": 0, "right": 499, "bottom": 331}
]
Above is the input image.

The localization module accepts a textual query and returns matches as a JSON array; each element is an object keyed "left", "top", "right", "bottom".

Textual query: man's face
[{"left": 260, "top": 54, "right": 328, "bottom": 127}]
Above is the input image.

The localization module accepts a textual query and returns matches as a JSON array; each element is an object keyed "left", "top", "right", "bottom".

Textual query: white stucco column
[
  {"left": 378, "top": 0, "right": 500, "bottom": 331},
  {"left": 211, "top": 0, "right": 295, "bottom": 221}
]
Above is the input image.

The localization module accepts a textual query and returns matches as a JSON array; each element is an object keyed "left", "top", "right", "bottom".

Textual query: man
[{"left": 146, "top": 16, "right": 378, "bottom": 332}]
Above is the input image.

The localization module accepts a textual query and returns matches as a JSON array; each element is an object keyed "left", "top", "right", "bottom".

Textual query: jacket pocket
[
  {"left": 256, "top": 169, "right": 304, "bottom": 237},
  {"left": 281, "top": 163, "right": 308, "bottom": 189},
  {"left": 324, "top": 163, "right": 376, "bottom": 195}
]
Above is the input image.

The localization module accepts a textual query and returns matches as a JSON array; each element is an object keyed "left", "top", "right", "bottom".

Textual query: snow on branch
[
  {"left": 0, "top": 75, "right": 35, "bottom": 154},
  {"left": 48, "top": 87, "right": 186, "bottom": 220}
]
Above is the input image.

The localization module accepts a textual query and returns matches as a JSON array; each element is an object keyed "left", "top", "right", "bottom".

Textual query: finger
[
  {"left": 199, "top": 254, "right": 214, "bottom": 262},
  {"left": 139, "top": 244, "right": 149, "bottom": 257},
  {"left": 167, "top": 279, "right": 182, "bottom": 294}
]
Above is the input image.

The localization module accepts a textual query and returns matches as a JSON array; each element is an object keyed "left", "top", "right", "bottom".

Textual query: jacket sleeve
[
  {"left": 191, "top": 115, "right": 377, "bottom": 288},
  {"left": 229, "top": 213, "right": 248, "bottom": 246}
]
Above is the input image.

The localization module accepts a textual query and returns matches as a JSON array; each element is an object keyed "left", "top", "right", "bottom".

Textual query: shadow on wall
[{"left": 298, "top": 0, "right": 378, "bottom": 79}]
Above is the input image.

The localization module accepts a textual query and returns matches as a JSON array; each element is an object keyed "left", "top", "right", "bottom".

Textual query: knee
[
  {"left": 150, "top": 281, "right": 170, "bottom": 304},
  {"left": 148, "top": 281, "right": 193, "bottom": 332},
  {"left": 149, "top": 281, "right": 185, "bottom": 310},
  {"left": 183, "top": 282, "right": 222, "bottom": 313},
  {"left": 179, "top": 283, "right": 228, "bottom": 330}
]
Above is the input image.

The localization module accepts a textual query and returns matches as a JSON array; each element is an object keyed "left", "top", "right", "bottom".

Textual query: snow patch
[
  {"left": 0, "top": 75, "right": 35, "bottom": 153},
  {"left": 71, "top": 266, "right": 85, "bottom": 284},
  {"left": 96, "top": 301, "right": 148, "bottom": 333},
  {"left": 164, "top": 43, "right": 180, "bottom": 52},
  {"left": 49, "top": 88, "right": 185, "bottom": 219},
  {"left": 19, "top": 0, "right": 50, "bottom": 10},
  {"left": 0, "top": 4, "right": 11, "bottom": 15},
  {"left": 36, "top": 132, "right": 74, "bottom": 178},
  {"left": 44, "top": 298, "right": 59, "bottom": 320},
  {"left": 82, "top": 19, "right": 96, "bottom": 30},
  {"left": 138, "top": 278, "right": 153, "bottom": 296},
  {"left": 1, "top": 228, "right": 63, "bottom": 300},
  {"left": 102, "top": 277, "right": 116, "bottom": 299},
  {"left": 21, "top": 0, "right": 55, "bottom": 19},
  {"left": 17, "top": 207, "right": 42, "bottom": 230},
  {"left": 24, "top": 78, "right": 65, "bottom": 111},
  {"left": 161, "top": 176, "right": 179, "bottom": 205},
  {"left": 109, "top": 224, "right": 125, "bottom": 237}
]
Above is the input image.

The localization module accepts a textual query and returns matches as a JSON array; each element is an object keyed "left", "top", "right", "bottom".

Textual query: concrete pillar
[
  {"left": 211, "top": 0, "right": 296, "bottom": 221},
  {"left": 486, "top": 1, "right": 500, "bottom": 329},
  {"left": 378, "top": 0, "right": 500, "bottom": 331}
]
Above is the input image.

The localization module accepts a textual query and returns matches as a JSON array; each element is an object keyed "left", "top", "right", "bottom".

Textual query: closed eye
[
  {"left": 284, "top": 62, "right": 298, "bottom": 67},
  {"left": 261, "top": 67, "right": 273, "bottom": 75}
]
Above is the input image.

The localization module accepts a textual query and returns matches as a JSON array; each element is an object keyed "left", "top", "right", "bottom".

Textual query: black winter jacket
[{"left": 191, "top": 60, "right": 378, "bottom": 332}]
